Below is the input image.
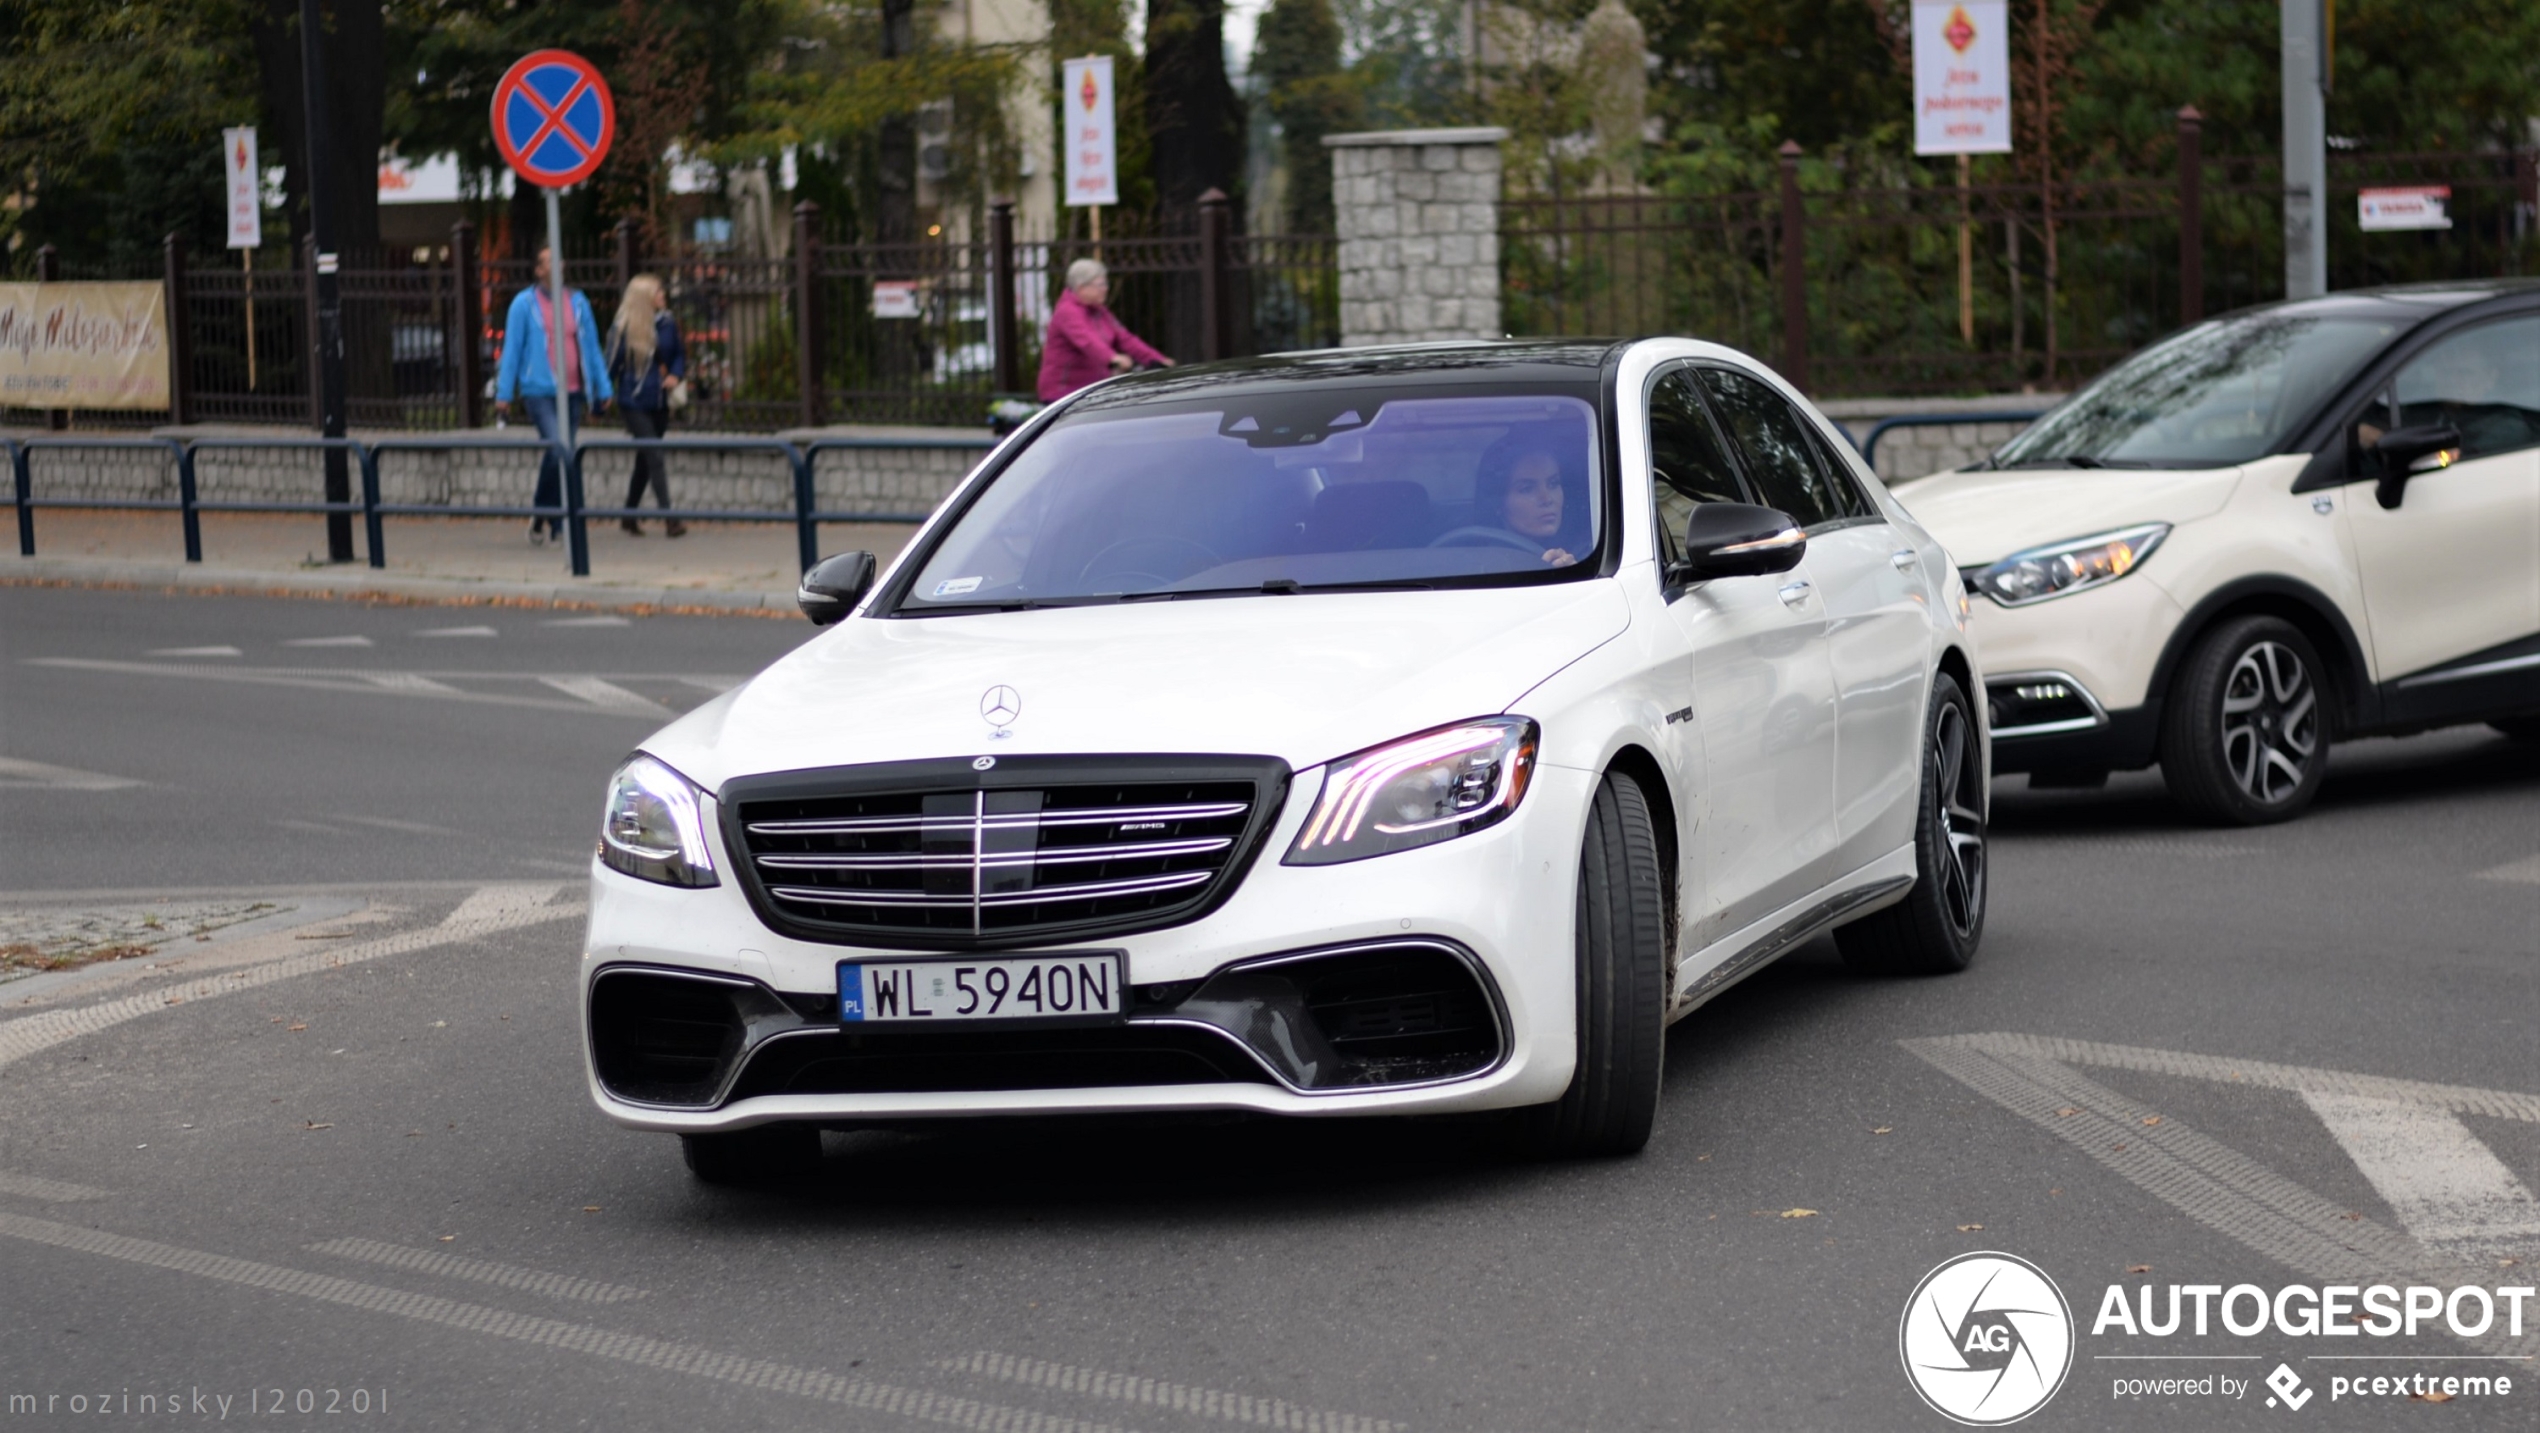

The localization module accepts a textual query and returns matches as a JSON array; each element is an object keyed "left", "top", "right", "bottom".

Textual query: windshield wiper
[
  {"left": 2001, "top": 455, "right": 2106, "bottom": 469},
  {"left": 1116, "top": 577, "right": 1439, "bottom": 602}
]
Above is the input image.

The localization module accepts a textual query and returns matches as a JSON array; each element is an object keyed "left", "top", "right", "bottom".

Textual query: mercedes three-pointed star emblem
[{"left": 980, "top": 684, "right": 1021, "bottom": 737}]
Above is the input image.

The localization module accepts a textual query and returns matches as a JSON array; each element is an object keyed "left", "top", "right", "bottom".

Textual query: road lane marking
[
  {"left": 543, "top": 615, "right": 630, "bottom": 628},
  {"left": 2301, "top": 1092, "right": 2540, "bottom": 1265},
  {"left": 145, "top": 645, "right": 240, "bottom": 657},
  {"left": 282, "top": 635, "right": 374, "bottom": 648},
  {"left": 0, "top": 1171, "right": 109, "bottom": 1203},
  {"left": 538, "top": 675, "right": 675, "bottom": 718},
  {"left": 416, "top": 625, "right": 498, "bottom": 638},
  {"left": 937, "top": 1352, "right": 1401, "bottom": 1433},
  {"left": 1903, "top": 1033, "right": 2538, "bottom": 1357},
  {"left": 0, "top": 1211, "right": 1147, "bottom": 1433},
  {"left": 0, "top": 885, "right": 569, "bottom": 1073},
  {"left": 2475, "top": 853, "right": 2540, "bottom": 885},
  {"left": 0, "top": 757, "right": 142, "bottom": 791},
  {"left": 24, "top": 660, "right": 658, "bottom": 718},
  {"left": 308, "top": 1237, "right": 646, "bottom": 1304}
]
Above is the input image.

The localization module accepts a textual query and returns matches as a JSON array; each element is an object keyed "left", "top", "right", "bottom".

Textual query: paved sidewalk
[{"left": 3, "top": 509, "right": 922, "bottom": 615}]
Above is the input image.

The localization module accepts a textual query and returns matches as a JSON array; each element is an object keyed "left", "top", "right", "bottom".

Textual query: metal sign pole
[{"left": 544, "top": 186, "right": 571, "bottom": 456}]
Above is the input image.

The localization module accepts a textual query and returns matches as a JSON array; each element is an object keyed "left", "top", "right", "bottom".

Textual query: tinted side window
[
  {"left": 1700, "top": 367, "right": 1850, "bottom": 527},
  {"left": 1647, "top": 368, "right": 1748, "bottom": 567},
  {"left": 2392, "top": 316, "right": 2540, "bottom": 460}
]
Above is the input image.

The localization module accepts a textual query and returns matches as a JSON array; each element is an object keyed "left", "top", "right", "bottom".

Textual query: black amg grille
[{"left": 723, "top": 756, "right": 1288, "bottom": 950}]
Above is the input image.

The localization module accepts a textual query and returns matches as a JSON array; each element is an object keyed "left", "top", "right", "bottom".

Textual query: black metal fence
[
  {"left": 5, "top": 195, "right": 1341, "bottom": 433},
  {"left": 1504, "top": 125, "right": 2537, "bottom": 396}
]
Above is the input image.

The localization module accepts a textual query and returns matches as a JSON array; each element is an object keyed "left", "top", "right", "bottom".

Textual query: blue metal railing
[
  {"left": 6, "top": 429, "right": 1001, "bottom": 580},
  {"left": 1851, "top": 411, "right": 2049, "bottom": 474}
]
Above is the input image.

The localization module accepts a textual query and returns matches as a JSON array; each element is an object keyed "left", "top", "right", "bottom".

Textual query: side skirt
[{"left": 1666, "top": 845, "right": 1917, "bottom": 1022}]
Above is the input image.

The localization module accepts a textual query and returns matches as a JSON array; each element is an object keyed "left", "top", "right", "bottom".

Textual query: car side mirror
[
  {"left": 797, "top": 551, "right": 877, "bottom": 625},
  {"left": 1672, "top": 502, "right": 1806, "bottom": 582},
  {"left": 2367, "top": 422, "right": 2463, "bottom": 510}
]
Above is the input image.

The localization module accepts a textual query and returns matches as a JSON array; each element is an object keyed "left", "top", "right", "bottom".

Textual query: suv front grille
[{"left": 723, "top": 756, "right": 1288, "bottom": 950}]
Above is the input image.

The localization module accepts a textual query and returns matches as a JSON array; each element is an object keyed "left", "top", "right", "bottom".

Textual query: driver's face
[{"left": 1504, "top": 453, "right": 1565, "bottom": 539}]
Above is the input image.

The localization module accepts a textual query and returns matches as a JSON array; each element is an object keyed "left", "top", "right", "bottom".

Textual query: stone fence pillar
[{"left": 1323, "top": 127, "right": 1508, "bottom": 347}]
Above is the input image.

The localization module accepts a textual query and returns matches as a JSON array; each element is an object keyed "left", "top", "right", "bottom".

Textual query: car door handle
[
  {"left": 1777, "top": 579, "right": 1813, "bottom": 608},
  {"left": 1890, "top": 549, "right": 1919, "bottom": 572}
]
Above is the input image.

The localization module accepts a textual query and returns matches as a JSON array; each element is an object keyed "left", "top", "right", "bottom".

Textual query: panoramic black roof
[{"left": 1068, "top": 340, "right": 1620, "bottom": 414}]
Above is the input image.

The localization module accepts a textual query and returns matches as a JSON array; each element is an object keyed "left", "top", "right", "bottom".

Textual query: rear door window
[{"left": 1700, "top": 367, "right": 1862, "bottom": 528}]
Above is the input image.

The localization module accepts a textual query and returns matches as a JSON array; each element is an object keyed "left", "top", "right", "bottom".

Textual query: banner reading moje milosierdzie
[{"left": 0, "top": 283, "right": 170, "bottom": 409}]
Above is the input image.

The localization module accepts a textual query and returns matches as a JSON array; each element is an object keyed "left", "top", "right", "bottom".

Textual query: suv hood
[
  {"left": 1889, "top": 464, "right": 2244, "bottom": 567},
  {"left": 647, "top": 583, "right": 1631, "bottom": 792}
]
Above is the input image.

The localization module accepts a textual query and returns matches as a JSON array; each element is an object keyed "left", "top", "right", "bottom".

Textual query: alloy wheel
[
  {"left": 1932, "top": 700, "right": 1986, "bottom": 939},
  {"left": 2219, "top": 640, "right": 2318, "bottom": 805}
]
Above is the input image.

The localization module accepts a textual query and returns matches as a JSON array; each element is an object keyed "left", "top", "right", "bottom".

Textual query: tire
[
  {"left": 680, "top": 1123, "right": 822, "bottom": 1185},
  {"left": 1507, "top": 769, "right": 1668, "bottom": 1158},
  {"left": 2159, "top": 616, "right": 2331, "bottom": 825},
  {"left": 1838, "top": 673, "right": 1987, "bottom": 976}
]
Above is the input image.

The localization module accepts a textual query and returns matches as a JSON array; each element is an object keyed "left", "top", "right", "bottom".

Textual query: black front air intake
[
  {"left": 588, "top": 967, "right": 802, "bottom": 1107},
  {"left": 1173, "top": 940, "right": 1507, "bottom": 1090},
  {"left": 722, "top": 755, "right": 1289, "bottom": 951}
]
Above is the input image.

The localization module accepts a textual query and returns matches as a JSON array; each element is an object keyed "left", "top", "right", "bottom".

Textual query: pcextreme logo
[{"left": 1901, "top": 1252, "right": 2076, "bottom": 1425}]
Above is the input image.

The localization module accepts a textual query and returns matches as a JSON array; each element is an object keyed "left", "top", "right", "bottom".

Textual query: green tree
[{"left": 1254, "top": 0, "right": 1359, "bottom": 232}]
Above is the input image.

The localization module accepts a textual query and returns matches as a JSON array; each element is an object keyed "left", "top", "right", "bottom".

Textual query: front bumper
[{"left": 580, "top": 762, "right": 1594, "bottom": 1131}]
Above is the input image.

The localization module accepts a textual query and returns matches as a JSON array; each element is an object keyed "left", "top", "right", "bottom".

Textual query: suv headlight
[
  {"left": 598, "top": 754, "right": 719, "bottom": 887},
  {"left": 1286, "top": 718, "right": 1537, "bottom": 866},
  {"left": 1971, "top": 522, "right": 2170, "bottom": 607}
]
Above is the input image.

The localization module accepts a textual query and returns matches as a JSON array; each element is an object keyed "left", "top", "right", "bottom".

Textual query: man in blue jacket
[{"left": 492, "top": 247, "right": 613, "bottom": 545}]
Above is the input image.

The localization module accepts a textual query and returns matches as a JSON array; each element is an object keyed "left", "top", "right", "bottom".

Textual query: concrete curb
[{"left": 1, "top": 556, "right": 799, "bottom": 617}]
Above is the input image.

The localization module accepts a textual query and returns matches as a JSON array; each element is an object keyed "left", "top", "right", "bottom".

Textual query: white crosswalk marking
[
  {"left": 308, "top": 1237, "right": 647, "bottom": 1304},
  {"left": 283, "top": 635, "right": 374, "bottom": 647},
  {"left": 538, "top": 675, "right": 673, "bottom": 717},
  {"left": 146, "top": 645, "right": 240, "bottom": 657},
  {"left": 2474, "top": 853, "right": 2540, "bottom": 885},
  {"left": 360, "top": 672, "right": 465, "bottom": 696},
  {"left": 0, "top": 757, "right": 141, "bottom": 790},
  {"left": 2302, "top": 1092, "right": 2540, "bottom": 1265}
]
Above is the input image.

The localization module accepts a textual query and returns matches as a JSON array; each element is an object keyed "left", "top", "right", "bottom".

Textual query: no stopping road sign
[{"left": 491, "top": 50, "right": 615, "bottom": 189}]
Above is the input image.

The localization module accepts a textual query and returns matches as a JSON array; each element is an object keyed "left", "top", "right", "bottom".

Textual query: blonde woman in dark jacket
[{"left": 607, "top": 274, "right": 689, "bottom": 537}]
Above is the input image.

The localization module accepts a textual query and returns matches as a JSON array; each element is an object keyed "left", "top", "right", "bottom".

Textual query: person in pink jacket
[{"left": 1038, "top": 258, "right": 1174, "bottom": 401}]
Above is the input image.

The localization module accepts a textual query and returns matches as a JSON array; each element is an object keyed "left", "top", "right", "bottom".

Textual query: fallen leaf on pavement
[
  {"left": 1872, "top": 1126, "right": 1893, "bottom": 1135},
  {"left": 438, "top": 1235, "right": 455, "bottom": 1242},
  {"left": 2140, "top": 1116, "right": 2163, "bottom": 1127},
  {"left": 1780, "top": 1208, "right": 1818, "bottom": 1219},
  {"left": 2127, "top": 1264, "right": 2152, "bottom": 1274},
  {"left": 2412, "top": 1392, "right": 2454, "bottom": 1404},
  {"left": 581, "top": 1205, "right": 602, "bottom": 1213},
  {"left": 286, "top": 1023, "right": 307, "bottom": 1032},
  {"left": 301, "top": 1121, "right": 332, "bottom": 1130},
  {"left": 2056, "top": 1107, "right": 2079, "bottom": 1117},
  {"left": 1956, "top": 1224, "right": 1984, "bottom": 1232},
  {"left": 2112, "top": 1143, "right": 2128, "bottom": 1152}
]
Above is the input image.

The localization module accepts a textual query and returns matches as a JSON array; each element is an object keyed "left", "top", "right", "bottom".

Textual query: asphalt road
[{"left": 2, "top": 583, "right": 2534, "bottom": 1431}]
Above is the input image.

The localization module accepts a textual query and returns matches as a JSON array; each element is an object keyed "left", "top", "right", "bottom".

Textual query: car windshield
[
  {"left": 1991, "top": 313, "right": 2402, "bottom": 469},
  {"left": 899, "top": 386, "right": 1603, "bottom": 610}
]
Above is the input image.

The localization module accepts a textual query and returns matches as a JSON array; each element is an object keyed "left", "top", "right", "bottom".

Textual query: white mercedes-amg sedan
[{"left": 580, "top": 340, "right": 1989, "bottom": 1181}]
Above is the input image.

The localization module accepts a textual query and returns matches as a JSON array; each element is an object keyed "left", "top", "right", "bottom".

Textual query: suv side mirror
[
  {"left": 1673, "top": 502, "right": 1807, "bottom": 582},
  {"left": 797, "top": 551, "right": 878, "bottom": 625},
  {"left": 2367, "top": 422, "right": 2463, "bottom": 510}
]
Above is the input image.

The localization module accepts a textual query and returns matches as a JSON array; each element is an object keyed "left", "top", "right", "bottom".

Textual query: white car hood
[
  {"left": 647, "top": 583, "right": 1632, "bottom": 792},
  {"left": 1890, "top": 464, "right": 2244, "bottom": 567}
]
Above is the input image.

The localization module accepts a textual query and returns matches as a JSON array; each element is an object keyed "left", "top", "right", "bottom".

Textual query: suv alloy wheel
[{"left": 2161, "top": 616, "right": 2331, "bottom": 825}]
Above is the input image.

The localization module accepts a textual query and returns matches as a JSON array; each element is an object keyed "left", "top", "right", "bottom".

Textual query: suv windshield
[
  {"left": 900, "top": 385, "right": 1603, "bottom": 609},
  {"left": 1992, "top": 312, "right": 2402, "bottom": 469}
]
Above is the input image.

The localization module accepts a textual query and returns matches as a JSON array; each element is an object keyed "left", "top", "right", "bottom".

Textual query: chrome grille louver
[{"left": 722, "top": 756, "right": 1287, "bottom": 950}]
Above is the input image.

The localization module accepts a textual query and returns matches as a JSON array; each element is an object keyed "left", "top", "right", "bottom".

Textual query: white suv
[
  {"left": 1896, "top": 282, "right": 2540, "bottom": 824},
  {"left": 579, "top": 339, "right": 1985, "bottom": 1180}
]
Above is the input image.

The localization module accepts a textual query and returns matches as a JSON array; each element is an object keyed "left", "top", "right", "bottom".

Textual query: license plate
[{"left": 837, "top": 952, "right": 1126, "bottom": 1025}]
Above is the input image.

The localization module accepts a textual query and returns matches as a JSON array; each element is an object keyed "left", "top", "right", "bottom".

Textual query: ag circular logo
[
  {"left": 1899, "top": 1251, "right": 2073, "bottom": 1425},
  {"left": 980, "top": 684, "right": 1021, "bottom": 733}
]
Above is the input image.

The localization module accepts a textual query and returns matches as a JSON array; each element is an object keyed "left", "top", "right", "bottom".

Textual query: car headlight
[
  {"left": 598, "top": 754, "right": 719, "bottom": 887},
  {"left": 1971, "top": 523, "right": 2170, "bottom": 607},
  {"left": 1286, "top": 718, "right": 1537, "bottom": 866}
]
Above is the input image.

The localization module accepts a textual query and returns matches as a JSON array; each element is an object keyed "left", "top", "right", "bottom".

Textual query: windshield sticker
[{"left": 932, "top": 576, "right": 985, "bottom": 597}]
